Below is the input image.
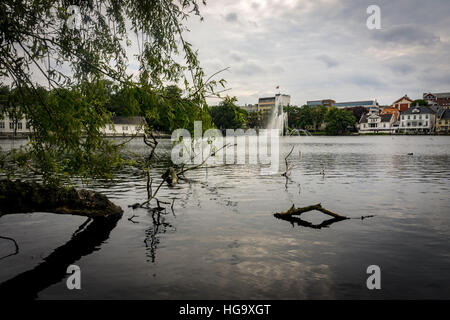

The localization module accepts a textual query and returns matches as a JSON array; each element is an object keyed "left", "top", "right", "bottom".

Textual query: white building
[
  {"left": 0, "top": 113, "right": 32, "bottom": 137},
  {"left": 1, "top": 113, "right": 145, "bottom": 137},
  {"left": 102, "top": 116, "right": 145, "bottom": 136},
  {"left": 399, "top": 105, "right": 436, "bottom": 133},
  {"left": 359, "top": 113, "right": 396, "bottom": 134}
]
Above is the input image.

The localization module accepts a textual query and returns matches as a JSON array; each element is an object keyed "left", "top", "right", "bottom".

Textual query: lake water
[{"left": 1, "top": 136, "right": 449, "bottom": 299}]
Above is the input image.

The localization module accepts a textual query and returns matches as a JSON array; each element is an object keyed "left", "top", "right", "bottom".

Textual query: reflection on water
[
  {"left": 1, "top": 136, "right": 450, "bottom": 299},
  {"left": 0, "top": 214, "right": 121, "bottom": 299}
]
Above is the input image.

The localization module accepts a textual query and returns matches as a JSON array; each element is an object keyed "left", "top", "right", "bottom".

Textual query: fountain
[{"left": 266, "top": 95, "right": 288, "bottom": 136}]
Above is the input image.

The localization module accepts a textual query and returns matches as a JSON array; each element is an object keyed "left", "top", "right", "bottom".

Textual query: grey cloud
[
  {"left": 235, "top": 63, "right": 265, "bottom": 76},
  {"left": 317, "top": 55, "right": 340, "bottom": 68},
  {"left": 388, "top": 62, "right": 416, "bottom": 75},
  {"left": 370, "top": 25, "right": 440, "bottom": 46},
  {"left": 348, "top": 75, "right": 386, "bottom": 89},
  {"left": 225, "top": 12, "right": 238, "bottom": 23},
  {"left": 230, "top": 52, "right": 243, "bottom": 62}
]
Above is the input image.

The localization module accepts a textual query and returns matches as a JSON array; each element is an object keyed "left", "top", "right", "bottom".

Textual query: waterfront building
[
  {"left": 391, "top": 95, "right": 413, "bottom": 112},
  {"left": 102, "top": 116, "right": 146, "bottom": 136},
  {"left": 359, "top": 111, "right": 396, "bottom": 134},
  {"left": 306, "top": 99, "right": 335, "bottom": 107},
  {"left": 399, "top": 105, "right": 436, "bottom": 133},
  {"left": 380, "top": 107, "right": 400, "bottom": 120},
  {"left": 423, "top": 92, "right": 450, "bottom": 108},
  {"left": 0, "top": 112, "right": 32, "bottom": 137},
  {"left": 436, "top": 109, "right": 450, "bottom": 133},
  {"left": 258, "top": 94, "right": 291, "bottom": 113},
  {"left": 335, "top": 100, "right": 379, "bottom": 114}
]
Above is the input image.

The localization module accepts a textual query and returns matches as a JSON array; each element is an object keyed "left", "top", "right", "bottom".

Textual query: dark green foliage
[
  {"left": 209, "top": 96, "right": 247, "bottom": 130},
  {"left": 324, "top": 107, "right": 356, "bottom": 135},
  {"left": 0, "top": 1, "right": 222, "bottom": 185}
]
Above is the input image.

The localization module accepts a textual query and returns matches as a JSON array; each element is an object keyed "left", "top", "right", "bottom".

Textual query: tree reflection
[
  {"left": 0, "top": 214, "right": 121, "bottom": 299},
  {"left": 144, "top": 210, "right": 174, "bottom": 263}
]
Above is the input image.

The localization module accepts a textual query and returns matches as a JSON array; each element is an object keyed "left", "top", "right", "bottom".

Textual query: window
[
  {"left": 26, "top": 122, "right": 30, "bottom": 129},
  {"left": 0, "top": 122, "right": 4, "bottom": 129},
  {"left": 419, "top": 122, "right": 422, "bottom": 126},
  {"left": 383, "top": 123, "right": 386, "bottom": 127},
  {"left": 109, "top": 125, "right": 113, "bottom": 130},
  {"left": 122, "top": 126, "right": 128, "bottom": 131},
  {"left": 408, "top": 115, "right": 410, "bottom": 120},
  {"left": 425, "top": 115, "right": 428, "bottom": 119},
  {"left": 17, "top": 122, "right": 22, "bottom": 130},
  {"left": 413, "top": 115, "right": 416, "bottom": 120},
  {"left": 425, "top": 122, "right": 428, "bottom": 126},
  {"left": 9, "top": 122, "right": 14, "bottom": 129},
  {"left": 419, "top": 115, "right": 422, "bottom": 120}
]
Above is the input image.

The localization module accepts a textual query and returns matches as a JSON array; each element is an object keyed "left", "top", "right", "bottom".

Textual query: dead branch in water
[
  {"left": 274, "top": 203, "right": 375, "bottom": 229},
  {"left": 275, "top": 203, "right": 348, "bottom": 220}
]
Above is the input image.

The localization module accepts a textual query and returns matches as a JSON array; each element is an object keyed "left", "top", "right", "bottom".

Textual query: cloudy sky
[{"left": 183, "top": 0, "right": 450, "bottom": 106}]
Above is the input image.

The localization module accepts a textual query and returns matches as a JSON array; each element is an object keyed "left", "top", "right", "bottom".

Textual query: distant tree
[
  {"left": 246, "top": 111, "right": 260, "bottom": 129},
  {"left": 284, "top": 105, "right": 300, "bottom": 129},
  {"left": 411, "top": 99, "right": 428, "bottom": 107},
  {"left": 324, "top": 107, "right": 356, "bottom": 135},
  {"left": 344, "top": 106, "right": 368, "bottom": 123},
  {"left": 312, "top": 105, "right": 328, "bottom": 131},
  {"left": 209, "top": 97, "right": 247, "bottom": 130},
  {"left": 297, "top": 105, "right": 314, "bottom": 129}
]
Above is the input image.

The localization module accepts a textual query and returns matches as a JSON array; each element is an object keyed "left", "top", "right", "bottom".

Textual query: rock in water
[{"left": 0, "top": 180, "right": 123, "bottom": 217}]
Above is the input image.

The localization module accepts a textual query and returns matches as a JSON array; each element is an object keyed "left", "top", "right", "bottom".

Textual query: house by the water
[
  {"left": 399, "top": 105, "right": 436, "bottom": 133},
  {"left": 358, "top": 112, "right": 396, "bottom": 134},
  {"left": 1, "top": 113, "right": 146, "bottom": 138},
  {"left": 102, "top": 116, "right": 146, "bottom": 137}
]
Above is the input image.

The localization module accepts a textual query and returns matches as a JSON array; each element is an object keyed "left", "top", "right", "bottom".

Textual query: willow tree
[{"left": 0, "top": 0, "right": 224, "bottom": 185}]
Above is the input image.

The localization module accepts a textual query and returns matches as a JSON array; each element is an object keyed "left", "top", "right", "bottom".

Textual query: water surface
[{"left": 1, "top": 136, "right": 449, "bottom": 299}]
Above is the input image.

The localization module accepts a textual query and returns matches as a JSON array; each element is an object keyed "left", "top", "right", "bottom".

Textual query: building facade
[
  {"left": 436, "top": 109, "right": 450, "bottom": 133},
  {"left": 334, "top": 100, "right": 380, "bottom": 115},
  {"left": 306, "top": 99, "right": 335, "bottom": 107},
  {"left": 359, "top": 112, "right": 396, "bottom": 134},
  {"left": 258, "top": 94, "right": 291, "bottom": 113},
  {"left": 0, "top": 114, "right": 32, "bottom": 137},
  {"left": 380, "top": 107, "right": 400, "bottom": 120},
  {"left": 423, "top": 92, "right": 450, "bottom": 108},
  {"left": 102, "top": 116, "right": 145, "bottom": 136},
  {"left": 391, "top": 95, "right": 413, "bottom": 112},
  {"left": 399, "top": 105, "right": 436, "bottom": 133}
]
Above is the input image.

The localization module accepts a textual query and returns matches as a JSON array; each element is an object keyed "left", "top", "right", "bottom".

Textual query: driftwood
[
  {"left": 0, "top": 180, "right": 123, "bottom": 218},
  {"left": 274, "top": 203, "right": 348, "bottom": 220},
  {"left": 274, "top": 203, "right": 375, "bottom": 229}
]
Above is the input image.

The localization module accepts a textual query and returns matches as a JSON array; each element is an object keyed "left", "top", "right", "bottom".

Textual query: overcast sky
[{"left": 183, "top": 0, "right": 450, "bottom": 106}]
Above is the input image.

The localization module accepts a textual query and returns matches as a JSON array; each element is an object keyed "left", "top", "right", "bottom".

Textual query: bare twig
[{"left": 0, "top": 235, "right": 19, "bottom": 261}]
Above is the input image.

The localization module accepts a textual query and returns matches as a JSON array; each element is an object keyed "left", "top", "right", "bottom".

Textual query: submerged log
[
  {"left": 274, "top": 203, "right": 348, "bottom": 220},
  {"left": 0, "top": 180, "right": 123, "bottom": 218}
]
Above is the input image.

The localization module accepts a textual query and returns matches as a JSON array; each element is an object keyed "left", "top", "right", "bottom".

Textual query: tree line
[{"left": 208, "top": 99, "right": 358, "bottom": 135}]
